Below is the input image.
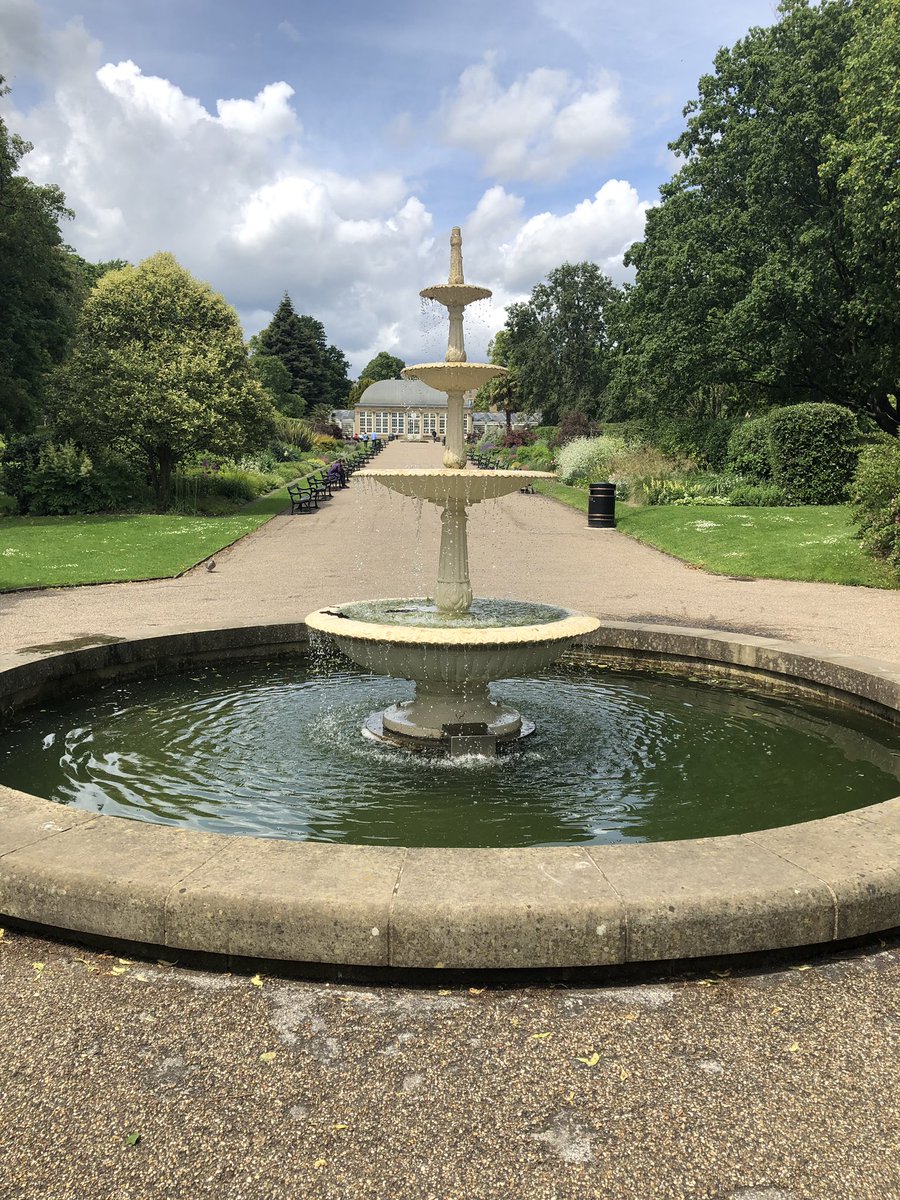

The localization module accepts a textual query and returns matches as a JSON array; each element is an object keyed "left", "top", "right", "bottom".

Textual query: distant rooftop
[{"left": 355, "top": 378, "right": 456, "bottom": 408}]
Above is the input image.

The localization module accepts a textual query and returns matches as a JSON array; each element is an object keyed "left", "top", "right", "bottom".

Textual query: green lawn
[
  {"left": 0, "top": 485, "right": 293, "bottom": 591},
  {"left": 533, "top": 482, "right": 897, "bottom": 589}
]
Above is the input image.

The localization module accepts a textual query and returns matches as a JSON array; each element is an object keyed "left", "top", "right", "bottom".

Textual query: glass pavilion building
[{"left": 352, "top": 378, "right": 474, "bottom": 440}]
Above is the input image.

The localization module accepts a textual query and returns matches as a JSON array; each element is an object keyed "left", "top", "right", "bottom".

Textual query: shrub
[
  {"left": 0, "top": 438, "right": 148, "bottom": 515},
  {"left": 501, "top": 428, "right": 535, "bottom": 448},
  {"left": 644, "top": 478, "right": 731, "bottom": 506},
  {"left": 851, "top": 439, "right": 900, "bottom": 574},
  {"left": 728, "top": 481, "right": 787, "bottom": 506},
  {"left": 515, "top": 444, "right": 555, "bottom": 471},
  {"left": 274, "top": 415, "right": 314, "bottom": 452},
  {"left": 727, "top": 417, "right": 773, "bottom": 480},
  {"left": 766, "top": 403, "right": 859, "bottom": 504},
  {"left": 311, "top": 433, "right": 342, "bottom": 452},
  {"left": 531, "top": 426, "right": 559, "bottom": 443},
  {"left": 0, "top": 434, "right": 47, "bottom": 513},
  {"left": 556, "top": 436, "right": 628, "bottom": 485},
  {"left": 549, "top": 410, "right": 599, "bottom": 448},
  {"left": 174, "top": 465, "right": 281, "bottom": 507}
]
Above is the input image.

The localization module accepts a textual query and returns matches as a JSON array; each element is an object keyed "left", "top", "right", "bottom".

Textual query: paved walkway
[
  {"left": 1, "top": 439, "right": 898, "bottom": 1199},
  {"left": 1, "top": 439, "right": 898, "bottom": 661}
]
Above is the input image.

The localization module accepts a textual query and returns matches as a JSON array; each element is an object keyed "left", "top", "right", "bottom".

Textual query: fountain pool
[
  {"left": 0, "top": 622, "right": 898, "bottom": 969},
  {"left": 1, "top": 647, "right": 897, "bottom": 848}
]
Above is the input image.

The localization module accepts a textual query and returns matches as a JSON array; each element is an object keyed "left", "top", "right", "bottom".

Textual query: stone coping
[{"left": 0, "top": 619, "right": 898, "bottom": 971}]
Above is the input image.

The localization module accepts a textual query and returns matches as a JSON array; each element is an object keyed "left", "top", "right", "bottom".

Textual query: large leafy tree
[
  {"left": 502, "top": 262, "right": 621, "bottom": 424},
  {"left": 348, "top": 350, "right": 406, "bottom": 403},
  {"left": 53, "top": 253, "right": 275, "bottom": 504},
  {"left": 0, "top": 79, "right": 81, "bottom": 436},
  {"left": 616, "top": 0, "right": 899, "bottom": 436},
  {"left": 823, "top": 0, "right": 900, "bottom": 433}
]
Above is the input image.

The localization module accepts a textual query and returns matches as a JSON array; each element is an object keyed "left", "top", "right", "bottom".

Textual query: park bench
[
  {"left": 287, "top": 482, "right": 316, "bottom": 513},
  {"left": 287, "top": 470, "right": 333, "bottom": 514}
]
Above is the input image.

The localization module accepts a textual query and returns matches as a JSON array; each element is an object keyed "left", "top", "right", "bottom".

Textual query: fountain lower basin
[
  {"left": 306, "top": 599, "right": 600, "bottom": 747},
  {"left": 0, "top": 621, "right": 898, "bottom": 970}
]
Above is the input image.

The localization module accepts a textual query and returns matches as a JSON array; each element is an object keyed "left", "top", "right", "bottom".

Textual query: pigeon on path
[{"left": 206, "top": 559, "right": 216, "bottom": 572}]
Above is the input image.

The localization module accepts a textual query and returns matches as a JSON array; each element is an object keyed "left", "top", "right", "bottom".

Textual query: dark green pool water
[{"left": 0, "top": 656, "right": 897, "bottom": 847}]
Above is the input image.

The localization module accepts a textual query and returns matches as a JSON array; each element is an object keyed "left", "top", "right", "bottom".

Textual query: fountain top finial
[{"left": 449, "top": 227, "right": 464, "bottom": 285}]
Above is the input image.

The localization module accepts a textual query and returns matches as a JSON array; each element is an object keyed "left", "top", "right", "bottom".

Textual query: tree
[
  {"left": 348, "top": 351, "right": 406, "bottom": 404},
  {"left": 502, "top": 262, "right": 621, "bottom": 424},
  {"left": 67, "top": 254, "right": 130, "bottom": 297},
  {"left": 53, "top": 253, "right": 275, "bottom": 504},
  {"left": 249, "top": 352, "right": 302, "bottom": 415},
  {"left": 616, "top": 0, "right": 899, "bottom": 436},
  {"left": 254, "top": 295, "right": 349, "bottom": 412},
  {"left": 0, "top": 78, "right": 81, "bottom": 436},
  {"left": 473, "top": 333, "right": 522, "bottom": 429},
  {"left": 823, "top": 0, "right": 900, "bottom": 434}
]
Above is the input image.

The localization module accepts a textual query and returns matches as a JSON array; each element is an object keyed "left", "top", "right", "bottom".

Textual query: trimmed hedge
[
  {"left": 766, "top": 403, "right": 859, "bottom": 504},
  {"left": 726, "top": 417, "right": 773, "bottom": 480},
  {"left": 851, "top": 439, "right": 900, "bottom": 575}
]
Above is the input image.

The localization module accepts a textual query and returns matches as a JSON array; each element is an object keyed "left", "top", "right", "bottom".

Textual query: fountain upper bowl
[{"left": 420, "top": 283, "right": 492, "bottom": 307}]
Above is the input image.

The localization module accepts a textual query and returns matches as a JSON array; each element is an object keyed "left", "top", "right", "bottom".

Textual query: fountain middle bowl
[
  {"left": 357, "top": 468, "right": 556, "bottom": 504},
  {"left": 306, "top": 599, "right": 600, "bottom": 685},
  {"left": 307, "top": 599, "right": 601, "bottom": 747}
]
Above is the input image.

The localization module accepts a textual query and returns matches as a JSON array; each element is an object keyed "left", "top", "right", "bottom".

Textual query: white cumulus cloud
[
  {"left": 439, "top": 56, "right": 631, "bottom": 182},
  {"left": 0, "top": 0, "right": 650, "bottom": 372}
]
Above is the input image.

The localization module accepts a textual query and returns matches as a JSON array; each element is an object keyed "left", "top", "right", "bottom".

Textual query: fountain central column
[
  {"left": 443, "top": 389, "right": 467, "bottom": 470},
  {"left": 435, "top": 495, "right": 472, "bottom": 614}
]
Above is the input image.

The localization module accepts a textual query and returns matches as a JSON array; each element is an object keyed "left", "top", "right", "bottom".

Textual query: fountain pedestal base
[
  {"left": 363, "top": 707, "right": 535, "bottom": 754},
  {"left": 382, "top": 681, "right": 522, "bottom": 742}
]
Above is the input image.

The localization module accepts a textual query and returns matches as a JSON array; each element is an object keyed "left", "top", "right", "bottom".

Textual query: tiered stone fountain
[{"left": 307, "top": 229, "right": 599, "bottom": 753}]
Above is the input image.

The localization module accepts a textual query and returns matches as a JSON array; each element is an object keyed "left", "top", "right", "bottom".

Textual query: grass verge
[
  {"left": 533, "top": 482, "right": 897, "bottom": 589},
  {"left": 0, "top": 484, "right": 294, "bottom": 591}
]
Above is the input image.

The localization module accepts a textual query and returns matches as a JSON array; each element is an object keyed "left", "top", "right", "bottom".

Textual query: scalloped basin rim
[{"left": 306, "top": 604, "right": 601, "bottom": 647}]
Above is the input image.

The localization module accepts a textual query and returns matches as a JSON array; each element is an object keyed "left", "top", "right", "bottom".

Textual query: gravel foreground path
[{"left": 1, "top": 440, "right": 898, "bottom": 1200}]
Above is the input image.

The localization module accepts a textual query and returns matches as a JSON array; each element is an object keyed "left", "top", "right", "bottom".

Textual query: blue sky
[{"left": 2, "top": 0, "right": 781, "bottom": 371}]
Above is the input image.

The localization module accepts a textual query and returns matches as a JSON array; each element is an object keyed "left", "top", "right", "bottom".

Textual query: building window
[
  {"left": 423, "top": 412, "right": 437, "bottom": 435},
  {"left": 359, "top": 411, "right": 373, "bottom": 433},
  {"left": 375, "top": 410, "right": 391, "bottom": 434},
  {"left": 438, "top": 414, "right": 446, "bottom": 434},
  {"left": 407, "top": 411, "right": 420, "bottom": 435},
  {"left": 391, "top": 411, "right": 405, "bottom": 435}
]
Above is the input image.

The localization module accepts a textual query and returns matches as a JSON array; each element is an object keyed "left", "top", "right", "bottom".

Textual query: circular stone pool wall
[{"left": 0, "top": 619, "right": 898, "bottom": 972}]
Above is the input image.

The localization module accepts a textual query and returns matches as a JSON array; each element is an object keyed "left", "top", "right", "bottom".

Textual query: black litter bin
[{"left": 588, "top": 481, "right": 616, "bottom": 528}]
